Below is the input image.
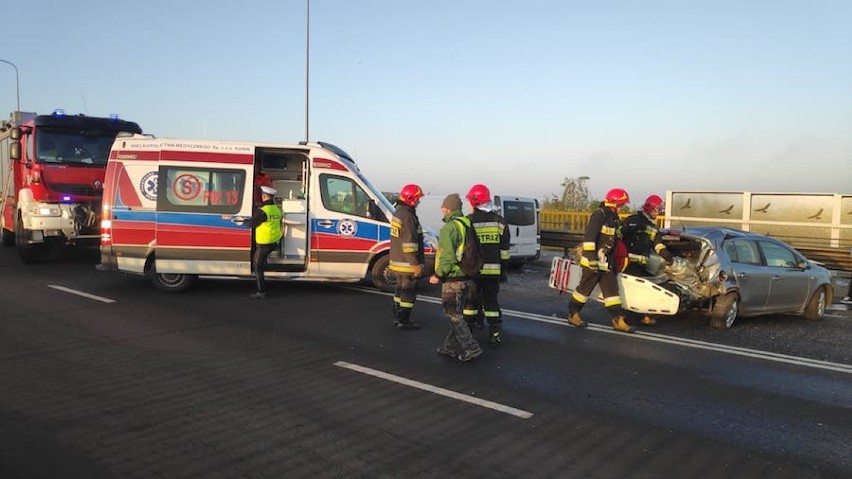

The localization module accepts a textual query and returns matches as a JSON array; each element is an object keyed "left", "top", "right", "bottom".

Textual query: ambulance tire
[
  {"left": 149, "top": 272, "right": 196, "bottom": 293},
  {"left": 370, "top": 255, "right": 397, "bottom": 293}
]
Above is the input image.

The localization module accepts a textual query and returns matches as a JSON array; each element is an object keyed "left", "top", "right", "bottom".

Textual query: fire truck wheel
[
  {"left": 1, "top": 227, "right": 14, "bottom": 248},
  {"left": 15, "top": 215, "right": 41, "bottom": 264},
  {"left": 370, "top": 255, "right": 397, "bottom": 293},
  {"left": 149, "top": 272, "right": 196, "bottom": 293}
]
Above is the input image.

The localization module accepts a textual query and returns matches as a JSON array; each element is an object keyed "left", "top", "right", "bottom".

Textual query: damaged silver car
[{"left": 654, "top": 227, "right": 833, "bottom": 330}]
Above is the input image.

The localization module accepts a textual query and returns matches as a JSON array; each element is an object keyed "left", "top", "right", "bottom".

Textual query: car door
[
  {"left": 757, "top": 239, "right": 811, "bottom": 313},
  {"left": 723, "top": 238, "right": 771, "bottom": 315}
]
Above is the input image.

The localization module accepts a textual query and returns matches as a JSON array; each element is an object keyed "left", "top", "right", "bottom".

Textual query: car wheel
[
  {"left": 803, "top": 286, "right": 827, "bottom": 321},
  {"left": 370, "top": 255, "right": 396, "bottom": 293},
  {"left": 710, "top": 292, "right": 739, "bottom": 330}
]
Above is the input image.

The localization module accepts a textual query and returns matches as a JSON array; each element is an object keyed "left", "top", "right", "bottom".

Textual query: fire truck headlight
[
  {"left": 35, "top": 206, "right": 61, "bottom": 216},
  {"left": 101, "top": 220, "right": 112, "bottom": 229}
]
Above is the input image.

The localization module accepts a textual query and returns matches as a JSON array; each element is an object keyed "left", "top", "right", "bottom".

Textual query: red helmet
[
  {"left": 604, "top": 188, "right": 630, "bottom": 206},
  {"left": 398, "top": 183, "right": 424, "bottom": 206},
  {"left": 642, "top": 194, "right": 664, "bottom": 214},
  {"left": 466, "top": 184, "right": 491, "bottom": 207}
]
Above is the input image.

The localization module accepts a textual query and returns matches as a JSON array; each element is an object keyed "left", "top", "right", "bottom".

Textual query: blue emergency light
[
  {"left": 61, "top": 196, "right": 72, "bottom": 203},
  {"left": 109, "top": 114, "right": 119, "bottom": 121},
  {"left": 53, "top": 109, "right": 65, "bottom": 117}
]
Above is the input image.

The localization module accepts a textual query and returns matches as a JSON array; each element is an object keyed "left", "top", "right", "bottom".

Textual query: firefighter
[
  {"left": 620, "top": 194, "right": 673, "bottom": 325},
  {"left": 246, "top": 185, "right": 282, "bottom": 299},
  {"left": 567, "top": 188, "right": 635, "bottom": 333},
  {"left": 389, "top": 183, "right": 426, "bottom": 330},
  {"left": 462, "top": 184, "right": 510, "bottom": 346}
]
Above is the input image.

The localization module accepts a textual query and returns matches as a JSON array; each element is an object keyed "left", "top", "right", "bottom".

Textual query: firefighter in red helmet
[
  {"left": 620, "top": 194, "right": 672, "bottom": 326},
  {"left": 462, "top": 184, "right": 511, "bottom": 345},
  {"left": 567, "top": 188, "right": 635, "bottom": 333},
  {"left": 389, "top": 184, "right": 426, "bottom": 330}
]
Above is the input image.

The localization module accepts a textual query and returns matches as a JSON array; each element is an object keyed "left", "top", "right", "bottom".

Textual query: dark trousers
[
  {"left": 464, "top": 277, "right": 502, "bottom": 325},
  {"left": 568, "top": 267, "right": 624, "bottom": 319},
  {"left": 394, "top": 272, "right": 418, "bottom": 317},
  {"left": 253, "top": 242, "right": 277, "bottom": 293}
]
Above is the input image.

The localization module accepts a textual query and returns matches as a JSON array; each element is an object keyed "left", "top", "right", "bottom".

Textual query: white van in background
[{"left": 415, "top": 193, "right": 541, "bottom": 266}]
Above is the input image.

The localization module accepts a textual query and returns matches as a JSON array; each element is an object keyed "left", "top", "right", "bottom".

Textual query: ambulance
[{"left": 98, "top": 135, "right": 436, "bottom": 292}]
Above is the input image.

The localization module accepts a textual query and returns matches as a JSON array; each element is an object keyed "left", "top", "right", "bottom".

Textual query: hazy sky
[{"left": 3, "top": 0, "right": 850, "bottom": 205}]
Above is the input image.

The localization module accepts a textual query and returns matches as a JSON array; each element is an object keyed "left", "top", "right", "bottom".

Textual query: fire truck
[{"left": 0, "top": 110, "right": 142, "bottom": 262}]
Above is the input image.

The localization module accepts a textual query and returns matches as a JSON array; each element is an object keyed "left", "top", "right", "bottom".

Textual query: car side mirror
[{"left": 797, "top": 261, "right": 808, "bottom": 270}]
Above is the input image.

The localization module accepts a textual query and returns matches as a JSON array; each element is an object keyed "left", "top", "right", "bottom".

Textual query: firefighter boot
[
  {"left": 488, "top": 324, "right": 502, "bottom": 346},
  {"left": 567, "top": 312, "right": 587, "bottom": 328},
  {"left": 395, "top": 308, "right": 421, "bottom": 330},
  {"left": 640, "top": 315, "right": 657, "bottom": 326},
  {"left": 611, "top": 315, "right": 636, "bottom": 333},
  {"left": 463, "top": 314, "right": 479, "bottom": 332}
]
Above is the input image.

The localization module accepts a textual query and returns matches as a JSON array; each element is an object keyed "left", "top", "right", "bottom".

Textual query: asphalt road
[{"left": 1, "top": 246, "right": 850, "bottom": 478}]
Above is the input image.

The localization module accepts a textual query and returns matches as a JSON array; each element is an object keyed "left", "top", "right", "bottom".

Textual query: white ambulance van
[
  {"left": 98, "top": 135, "right": 436, "bottom": 292},
  {"left": 417, "top": 193, "right": 540, "bottom": 266}
]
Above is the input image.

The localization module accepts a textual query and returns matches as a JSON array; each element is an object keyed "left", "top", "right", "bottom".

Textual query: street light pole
[
  {"left": 304, "top": 0, "right": 310, "bottom": 143},
  {"left": 0, "top": 59, "right": 20, "bottom": 112}
]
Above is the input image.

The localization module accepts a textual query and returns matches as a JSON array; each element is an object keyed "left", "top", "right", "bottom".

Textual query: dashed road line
[
  {"left": 48, "top": 285, "right": 116, "bottom": 304},
  {"left": 334, "top": 361, "right": 534, "bottom": 419}
]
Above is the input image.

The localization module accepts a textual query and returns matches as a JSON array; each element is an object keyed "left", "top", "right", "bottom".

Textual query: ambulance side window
[
  {"left": 320, "top": 174, "right": 371, "bottom": 218},
  {"left": 158, "top": 166, "right": 245, "bottom": 214}
]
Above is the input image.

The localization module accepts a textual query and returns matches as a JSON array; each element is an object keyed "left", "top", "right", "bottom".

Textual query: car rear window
[{"left": 502, "top": 201, "right": 536, "bottom": 226}]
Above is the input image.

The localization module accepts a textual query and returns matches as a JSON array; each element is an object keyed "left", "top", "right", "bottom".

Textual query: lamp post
[
  {"left": 0, "top": 59, "right": 20, "bottom": 112},
  {"left": 304, "top": 0, "right": 310, "bottom": 143}
]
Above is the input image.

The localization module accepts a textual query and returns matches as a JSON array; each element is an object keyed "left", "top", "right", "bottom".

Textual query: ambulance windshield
[{"left": 356, "top": 171, "right": 395, "bottom": 214}]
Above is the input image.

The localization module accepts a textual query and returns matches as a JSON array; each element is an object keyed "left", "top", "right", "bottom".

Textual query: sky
[{"left": 2, "top": 0, "right": 850, "bottom": 206}]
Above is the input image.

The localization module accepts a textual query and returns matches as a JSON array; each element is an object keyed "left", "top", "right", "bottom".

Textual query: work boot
[
  {"left": 488, "top": 324, "right": 502, "bottom": 346},
  {"left": 457, "top": 349, "right": 483, "bottom": 362},
  {"left": 395, "top": 319, "right": 421, "bottom": 330},
  {"left": 611, "top": 316, "right": 636, "bottom": 333},
  {"left": 567, "top": 312, "right": 587, "bottom": 328},
  {"left": 436, "top": 345, "right": 457, "bottom": 357},
  {"left": 640, "top": 315, "right": 657, "bottom": 326},
  {"left": 395, "top": 309, "right": 421, "bottom": 330}
]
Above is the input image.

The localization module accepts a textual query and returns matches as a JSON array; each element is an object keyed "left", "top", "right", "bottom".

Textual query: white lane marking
[
  {"left": 334, "top": 361, "right": 533, "bottom": 419},
  {"left": 349, "top": 286, "right": 852, "bottom": 375},
  {"left": 47, "top": 285, "right": 116, "bottom": 304}
]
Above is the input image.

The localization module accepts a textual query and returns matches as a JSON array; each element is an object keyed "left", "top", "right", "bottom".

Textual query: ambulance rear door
[{"left": 155, "top": 157, "right": 254, "bottom": 276}]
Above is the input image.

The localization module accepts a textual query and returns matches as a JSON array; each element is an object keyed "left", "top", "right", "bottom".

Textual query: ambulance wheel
[
  {"left": 709, "top": 292, "right": 738, "bottom": 330},
  {"left": 371, "top": 255, "right": 396, "bottom": 293},
  {"left": 150, "top": 272, "right": 196, "bottom": 293}
]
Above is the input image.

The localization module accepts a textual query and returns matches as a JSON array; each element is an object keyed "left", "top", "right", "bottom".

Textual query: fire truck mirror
[
  {"left": 10, "top": 142, "right": 21, "bottom": 160},
  {"left": 9, "top": 127, "right": 20, "bottom": 141}
]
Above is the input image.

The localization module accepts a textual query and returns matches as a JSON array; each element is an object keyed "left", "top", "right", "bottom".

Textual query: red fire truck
[{"left": 0, "top": 110, "right": 142, "bottom": 262}]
